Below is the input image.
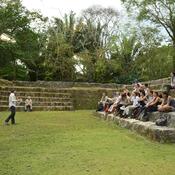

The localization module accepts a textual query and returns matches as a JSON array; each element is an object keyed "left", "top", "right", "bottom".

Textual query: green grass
[{"left": 0, "top": 110, "right": 175, "bottom": 175}]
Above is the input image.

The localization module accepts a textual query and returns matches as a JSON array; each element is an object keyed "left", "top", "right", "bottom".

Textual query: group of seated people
[{"left": 97, "top": 83, "right": 175, "bottom": 122}]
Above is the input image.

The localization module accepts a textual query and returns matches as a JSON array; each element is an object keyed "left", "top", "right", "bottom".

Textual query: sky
[{"left": 22, "top": 0, "right": 123, "bottom": 18}]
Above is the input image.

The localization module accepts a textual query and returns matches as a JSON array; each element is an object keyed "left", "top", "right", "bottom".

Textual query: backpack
[
  {"left": 155, "top": 113, "right": 170, "bottom": 126},
  {"left": 97, "top": 102, "right": 104, "bottom": 112}
]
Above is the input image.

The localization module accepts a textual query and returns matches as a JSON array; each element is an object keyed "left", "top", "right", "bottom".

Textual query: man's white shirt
[{"left": 9, "top": 93, "right": 17, "bottom": 108}]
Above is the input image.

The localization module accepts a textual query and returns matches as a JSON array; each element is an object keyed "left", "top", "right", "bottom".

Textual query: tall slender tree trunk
[
  {"left": 173, "top": 41, "right": 175, "bottom": 72},
  {"left": 12, "top": 55, "right": 17, "bottom": 81}
]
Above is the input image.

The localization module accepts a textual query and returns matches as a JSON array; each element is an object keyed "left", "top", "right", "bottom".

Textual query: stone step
[
  {"left": 94, "top": 112, "right": 175, "bottom": 143},
  {"left": 13, "top": 81, "right": 121, "bottom": 89},
  {"left": 147, "top": 112, "right": 175, "bottom": 128},
  {"left": 0, "top": 91, "right": 72, "bottom": 98},
  {"left": 0, "top": 96, "right": 72, "bottom": 102},
  {"left": 0, "top": 86, "right": 71, "bottom": 93},
  {"left": 0, "top": 106, "right": 74, "bottom": 111},
  {"left": 0, "top": 101, "right": 73, "bottom": 106}
]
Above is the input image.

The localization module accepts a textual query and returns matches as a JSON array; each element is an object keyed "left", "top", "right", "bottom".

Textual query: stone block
[{"left": 95, "top": 112, "right": 175, "bottom": 143}]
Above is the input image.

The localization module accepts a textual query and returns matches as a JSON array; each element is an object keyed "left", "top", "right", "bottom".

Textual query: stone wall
[
  {"left": 0, "top": 79, "right": 118, "bottom": 110},
  {"left": 70, "top": 88, "right": 116, "bottom": 110},
  {"left": 0, "top": 77, "right": 172, "bottom": 110},
  {"left": 0, "top": 79, "right": 13, "bottom": 86},
  {"left": 95, "top": 112, "right": 175, "bottom": 143},
  {"left": 13, "top": 80, "right": 123, "bottom": 89},
  {"left": 141, "top": 77, "right": 170, "bottom": 85}
]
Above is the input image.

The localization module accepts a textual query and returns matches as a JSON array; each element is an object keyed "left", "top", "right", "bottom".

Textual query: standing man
[{"left": 4, "top": 90, "right": 19, "bottom": 125}]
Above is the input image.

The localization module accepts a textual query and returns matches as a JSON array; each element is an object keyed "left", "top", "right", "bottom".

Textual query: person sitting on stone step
[
  {"left": 163, "top": 72, "right": 175, "bottom": 93},
  {"left": 104, "top": 93, "right": 117, "bottom": 112},
  {"left": 121, "top": 91, "right": 140, "bottom": 118},
  {"left": 107, "top": 92, "right": 121, "bottom": 113},
  {"left": 131, "top": 90, "right": 147, "bottom": 119},
  {"left": 143, "top": 84, "right": 150, "bottom": 96},
  {"left": 25, "top": 96, "right": 32, "bottom": 112},
  {"left": 158, "top": 92, "right": 175, "bottom": 112},
  {"left": 122, "top": 85, "right": 130, "bottom": 96},
  {"left": 97, "top": 93, "right": 108, "bottom": 111},
  {"left": 139, "top": 91, "right": 162, "bottom": 121},
  {"left": 114, "top": 92, "right": 131, "bottom": 117}
]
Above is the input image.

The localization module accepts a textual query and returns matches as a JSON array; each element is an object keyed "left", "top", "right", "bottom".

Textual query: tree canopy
[{"left": 0, "top": 0, "right": 174, "bottom": 83}]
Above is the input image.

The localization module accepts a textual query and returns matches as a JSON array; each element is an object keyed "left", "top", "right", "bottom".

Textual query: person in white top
[
  {"left": 122, "top": 92, "right": 140, "bottom": 117},
  {"left": 164, "top": 72, "right": 175, "bottom": 92},
  {"left": 4, "top": 90, "right": 21, "bottom": 125},
  {"left": 25, "top": 96, "right": 32, "bottom": 112},
  {"left": 171, "top": 72, "right": 175, "bottom": 88}
]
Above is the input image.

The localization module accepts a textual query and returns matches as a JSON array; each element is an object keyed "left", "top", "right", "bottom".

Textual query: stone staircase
[
  {"left": 0, "top": 86, "right": 74, "bottom": 111},
  {"left": 95, "top": 112, "right": 175, "bottom": 143},
  {"left": 92, "top": 78, "right": 175, "bottom": 143}
]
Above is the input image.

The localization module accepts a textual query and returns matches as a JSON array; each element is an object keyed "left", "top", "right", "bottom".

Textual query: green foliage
[
  {"left": 122, "top": 0, "right": 175, "bottom": 70},
  {"left": 0, "top": 0, "right": 46, "bottom": 80},
  {"left": 135, "top": 46, "right": 173, "bottom": 81},
  {"left": 0, "top": 1, "right": 174, "bottom": 83},
  {"left": 45, "top": 16, "right": 76, "bottom": 81}
]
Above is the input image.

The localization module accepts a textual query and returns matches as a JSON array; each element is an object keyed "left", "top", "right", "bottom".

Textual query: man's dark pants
[{"left": 5, "top": 106, "right": 16, "bottom": 124}]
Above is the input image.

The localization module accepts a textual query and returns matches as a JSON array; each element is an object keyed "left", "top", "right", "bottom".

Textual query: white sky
[{"left": 22, "top": 0, "right": 123, "bottom": 18}]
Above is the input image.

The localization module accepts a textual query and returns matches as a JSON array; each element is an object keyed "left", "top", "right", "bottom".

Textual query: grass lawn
[{"left": 0, "top": 110, "right": 175, "bottom": 175}]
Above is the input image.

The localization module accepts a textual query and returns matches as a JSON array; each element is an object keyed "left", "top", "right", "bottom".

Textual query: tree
[
  {"left": 134, "top": 46, "right": 173, "bottom": 81},
  {"left": 121, "top": 0, "right": 175, "bottom": 70},
  {"left": 45, "top": 15, "right": 76, "bottom": 81},
  {"left": 82, "top": 5, "right": 119, "bottom": 49},
  {"left": 0, "top": 0, "right": 47, "bottom": 80}
]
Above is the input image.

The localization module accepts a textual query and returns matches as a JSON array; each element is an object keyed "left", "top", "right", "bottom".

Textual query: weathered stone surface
[
  {"left": 95, "top": 112, "right": 175, "bottom": 143},
  {"left": 0, "top": 81, "right": 119, "bottom": 110},
  {"left": 0, "top": 79, "right": 13, "bottom": 86},
  {"left": 140, "top": 77, "right": 170, "bottom": 85},
  {"left": 0, "top": 84, "right": 74, "bottom": 111},
  {"left": 13, "top": 80, "right": 123, "bottom": 88},
  {"left": 148, "top": 112, "right": 175, "bottom": 128},
  {"left": 0, "top": 106, "right": 73, "bottom": 112}
]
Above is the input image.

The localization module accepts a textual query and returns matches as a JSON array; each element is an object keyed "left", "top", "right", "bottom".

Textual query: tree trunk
[
  {"left": 173, "top": 42, "right": 175, "bottom": 72},
  {"left": 12, "top": 57, "right": 17, "bottom": 81}
]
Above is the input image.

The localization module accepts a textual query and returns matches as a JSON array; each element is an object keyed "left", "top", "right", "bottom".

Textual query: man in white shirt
[{"left": 4, "top": 90, "right": 18, "bottom": 125}]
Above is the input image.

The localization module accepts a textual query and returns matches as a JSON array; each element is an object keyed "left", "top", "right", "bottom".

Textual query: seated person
[
  {"left": 170, "top": 72, "right": 175, "bottom": 89},
  {"left": 144, "top": 84, "right": 150, "bottom": 96},
  {"left": 139, "top": 90, "right": 147, "bottom": 107},
  {"left": 131, "top": 90, "right": 149, "bottom": 119},
  {"left": 97, "top": 93, "right": 108, "bottom": 111},
  {"left": 158, "top": 92, "right": 175, "bottom": 112},
  {"left": 122, "top": 85, "right": 129, "bottom": 96},
  {"left": 25, "top": 96, "right": 32, "bottom": 112},
  {"left": 107, "top": 93, "right": 121, "bottom": 113},
  {"left": 164, "top": 72, "right": 175, "bottom": 92},
  {"left": 140, "top": 91, "right": 161, "bottom": 121},
  {"left": 104, "top": 93, "right": 118, "bottom": 112},
  {"left": 122, "top": 92, "right": 140, "bottom": 117},
  {"left": 115, "top": 93, "right": 131, "bottom": 116},
  {"left": 133, "top": 83, "right": 141, "bottom": 93}
]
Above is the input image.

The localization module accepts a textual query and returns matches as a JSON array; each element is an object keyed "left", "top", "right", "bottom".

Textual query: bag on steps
[{"left": 155, "top": 113, "right": 170, "bottom": 126}]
